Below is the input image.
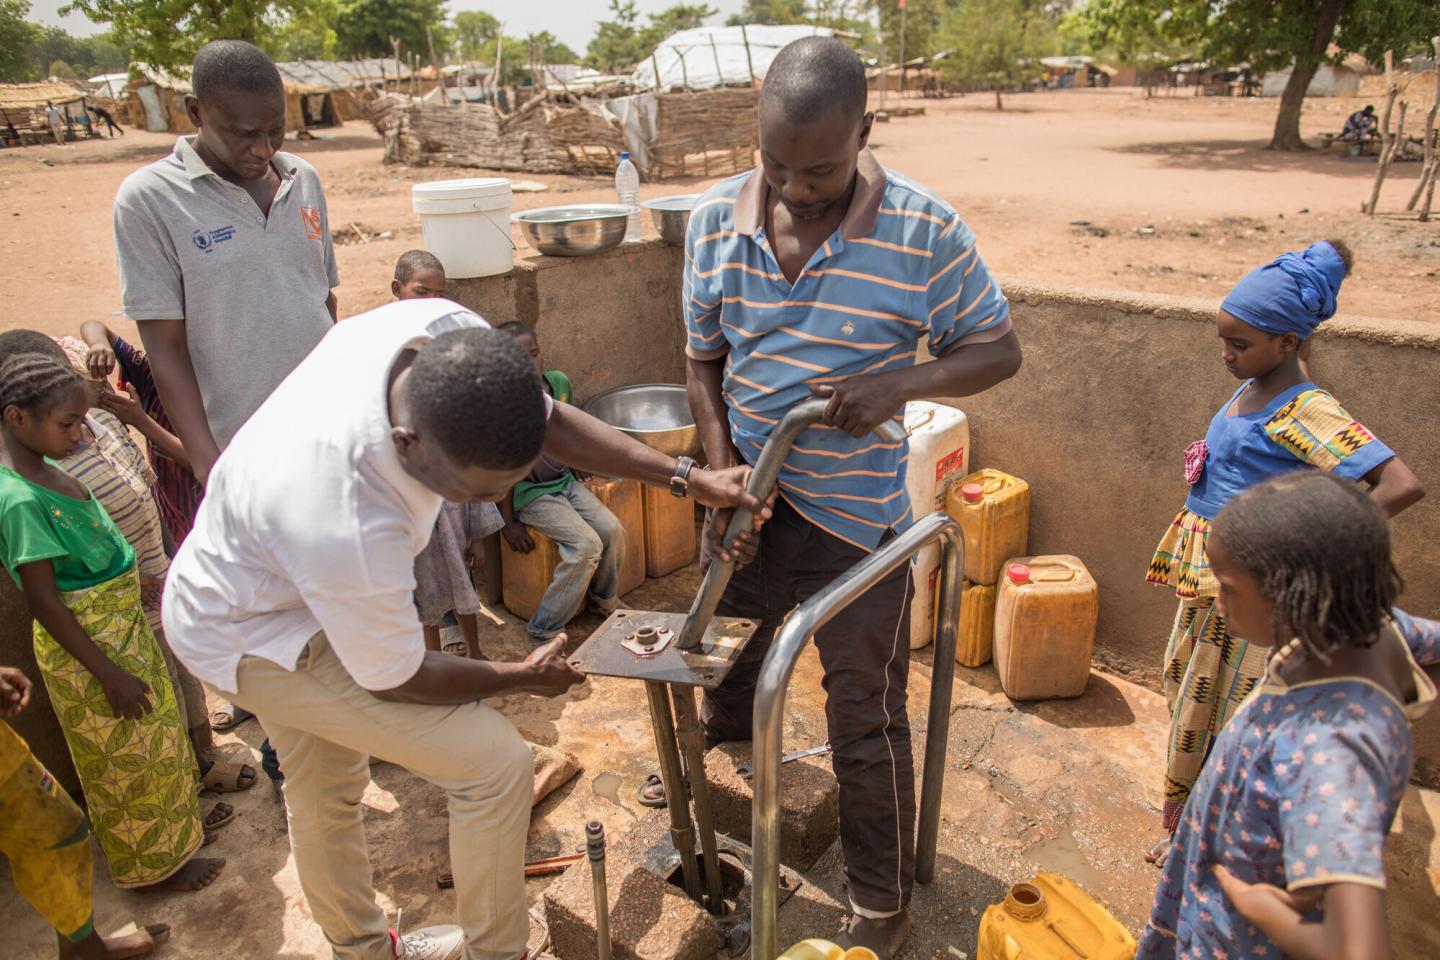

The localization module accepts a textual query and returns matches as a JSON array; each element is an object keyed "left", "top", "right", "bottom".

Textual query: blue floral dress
[{"left": 1140, "top": 610, "right": 1438, "bottom": 958}]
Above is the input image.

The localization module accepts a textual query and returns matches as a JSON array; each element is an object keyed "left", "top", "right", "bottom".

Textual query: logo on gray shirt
[{"left": 192, "top": 225, "right": 236, "bottom": 252}]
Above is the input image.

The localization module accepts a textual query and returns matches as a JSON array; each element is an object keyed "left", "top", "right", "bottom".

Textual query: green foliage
[
  {"left": 585, "top": 1, "right": 717, "bottom": 74},
  {"left": 530, "top": 31, "right": 577, "bottom": 65},
  {"left": 727, "top": 0, "right": 808, "bottom": 24},
  {"left": 452, "top": 9, "right": 499, "bottom": 61},
  {"left": 1070, "top": 0, "right": 1435, "bottom": 77},
  {"left": 0, "top": 0, "right": 38, "bottom": 82},
  {"left": 48, "top": 57, "right": 78, "bottom": 78},
  {"left": 63, "top": 0, "right": 318, "bottom": 72},
  {"left": 334, "top": 0, "right": 449, "bottom": 58},
  {"left": 936, "top": 0, "right": 1056, "bottom": 104},
  {"left": 272, "top": 0, "right": 340, "bottom": 60},
  {"left": 873, "top": 0, "right": 944, "bottom": 64}
]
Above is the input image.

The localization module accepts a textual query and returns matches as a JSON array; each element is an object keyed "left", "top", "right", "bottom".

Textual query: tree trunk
[
  {"left": 1268, "top": 0, "right": 1346, "bottom": 150},
  {"left": 995, "top": 87, "right": 1003, "bottom": 110}
]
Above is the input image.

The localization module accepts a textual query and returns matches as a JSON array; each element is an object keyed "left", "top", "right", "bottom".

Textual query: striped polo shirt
[{"left": 683, "top": 149, "right": 1010, "bottom": 550}]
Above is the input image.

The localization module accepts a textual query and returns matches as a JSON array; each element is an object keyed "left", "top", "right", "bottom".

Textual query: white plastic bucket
[
  {"left": 902, "top": 401, "right": 971, "bottom": 650},
  {"left": 411, "top": 178, "right": 514, "bottom": 279}
]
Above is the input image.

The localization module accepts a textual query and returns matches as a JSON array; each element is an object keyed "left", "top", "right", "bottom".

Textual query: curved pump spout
[{"left": 675, "top": 399, "right": 907, "bottom": 650}]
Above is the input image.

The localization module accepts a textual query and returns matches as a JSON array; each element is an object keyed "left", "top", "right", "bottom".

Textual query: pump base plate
[{"left": 567, "top": 609, "right": 760, "bottom": 688}]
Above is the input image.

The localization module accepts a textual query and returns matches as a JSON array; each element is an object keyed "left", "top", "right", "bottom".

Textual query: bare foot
[
  {"left": 60, "top": 924, "right": 170, "bottom": 959},
  {"left": 1144, "top": 836, "right": 1171, "bottom": 868},
  {"left": 137, "top": 857, "right": 225, "bottom": 893}
]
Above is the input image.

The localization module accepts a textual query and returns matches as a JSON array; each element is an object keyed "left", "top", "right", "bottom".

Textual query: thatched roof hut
[{"left": 127, "top": 65, "right": 340, "bottom": 134}]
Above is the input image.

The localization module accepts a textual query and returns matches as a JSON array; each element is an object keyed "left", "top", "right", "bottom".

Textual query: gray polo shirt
[{"left": 113, "top": 136, "right": 339, "bottom": 449}]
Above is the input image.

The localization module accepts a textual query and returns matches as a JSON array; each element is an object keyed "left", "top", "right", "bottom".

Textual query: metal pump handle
[{"left": 675, "top": 398, "right": 907, "bottom": 650}]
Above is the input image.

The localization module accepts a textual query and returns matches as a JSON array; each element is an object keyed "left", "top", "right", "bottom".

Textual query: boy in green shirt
[{"left": 498, "top": 323, "right": 626, "bottom": 648}]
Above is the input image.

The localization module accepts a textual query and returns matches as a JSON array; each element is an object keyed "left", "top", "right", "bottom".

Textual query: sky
[{"left": 24, "top": 0, "right": 751, "bottom": 54}]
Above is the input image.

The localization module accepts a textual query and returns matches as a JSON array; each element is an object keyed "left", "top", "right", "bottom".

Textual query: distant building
[{"left": 1261, "top": 56, "right": 1368, "bottom": 97}]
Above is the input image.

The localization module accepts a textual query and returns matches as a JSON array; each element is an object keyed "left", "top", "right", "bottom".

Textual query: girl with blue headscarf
[{"left": 1142, "top": 239, "right": 1424, "bottom": 861}]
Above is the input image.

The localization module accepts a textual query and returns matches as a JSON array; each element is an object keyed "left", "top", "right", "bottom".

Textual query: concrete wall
[
  {"left": 449, "top": 239, "right": 688, "bottom": 406},
  {"left": 444, "top": 246, "right": 1440, "bottom": 785}
]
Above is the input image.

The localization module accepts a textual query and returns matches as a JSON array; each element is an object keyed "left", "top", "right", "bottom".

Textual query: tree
[
  {"left": 48, "top": 58, "right": 78, "bottom": 78},
  {"left": 272, "top": 0, "right": 340, "bottom": 59},
  {"left": 1070, "top": 0, "right": 1437, "bottom": 150},
  {"left": 1, "top": 0, "right": 37, "bottom": 82},
  {"left": 453, "top": 9, "right": 499, "bottom": 61},
  {"left": 937, "top": 0, "right": 1054, "bottom": 109},
  {"left": 334, "top": 0, "right": 449, "bottom": 58},
  {"left": 642, "top": 3, "right": 716, "bottom": 47},
  {"left": 872, "top": 0, "right": 944, "bottom": 66},
  {"left": 585, "top": 0, "right": 644, "bottom": 74},
  {"left": 63, "top": 0, "right": 318, "bottom": 72},
  {"left": 531, "top": 30, "right": 577, "bottom": 65},
  {"left": 727, "top": 0, "right": 807, "bottom": 24},
  {"left": 1062, "top": 0, "right": 1185, "bottom": 97}
]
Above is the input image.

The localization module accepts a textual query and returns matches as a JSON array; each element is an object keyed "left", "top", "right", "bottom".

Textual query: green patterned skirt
[{"left": 33, "top": 567, "right": 203, "bottom": 888}]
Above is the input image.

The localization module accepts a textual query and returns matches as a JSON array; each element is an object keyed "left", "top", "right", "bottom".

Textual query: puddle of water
[
  {"left": 591, "top": 771, "right": 623, "bottom": 803},
  {"left": 1029, "top": 830, "right": 1111, "bottom": 898}
]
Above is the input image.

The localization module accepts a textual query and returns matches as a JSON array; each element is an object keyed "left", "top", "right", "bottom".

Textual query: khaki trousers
[{"left": 226, "top": 633, "right": 532, "bottom": 960}]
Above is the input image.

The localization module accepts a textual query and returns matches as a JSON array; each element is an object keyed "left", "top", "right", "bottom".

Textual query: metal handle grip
[{"left": 676, "top": 399, "right": 907, "bottom": 649}]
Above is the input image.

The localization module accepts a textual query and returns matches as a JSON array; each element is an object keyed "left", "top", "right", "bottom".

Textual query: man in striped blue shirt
[{"left": 684, "top": 38, "right": 1022, "bottom": 956}]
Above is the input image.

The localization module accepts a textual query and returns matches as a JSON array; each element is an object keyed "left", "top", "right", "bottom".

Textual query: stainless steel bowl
[
  {"left": 513, "top": 204, "right": 634, "bottom": 257},
  {"left": 641, "top": 194, "right": 700, "bottom": 246},
  {"left": 584, "top": 383, "right": 700, "bottom": 458}
]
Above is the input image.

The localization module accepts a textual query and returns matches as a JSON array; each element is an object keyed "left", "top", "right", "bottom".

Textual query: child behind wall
[
  {"left": 392, "top": 250, "right": 505, "bottom": 658},
  {"left": 497, "top": 321, "right": 626, "bottom": 649}
]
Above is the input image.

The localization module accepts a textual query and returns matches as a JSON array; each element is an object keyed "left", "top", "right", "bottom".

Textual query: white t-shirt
[{"left": 164, "top": 298, "right": 532, "bottom": 693}]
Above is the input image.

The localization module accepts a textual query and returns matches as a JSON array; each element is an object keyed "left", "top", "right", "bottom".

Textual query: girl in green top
[{"left": 0, "top": 353, "right": 223, "bottom": 895}]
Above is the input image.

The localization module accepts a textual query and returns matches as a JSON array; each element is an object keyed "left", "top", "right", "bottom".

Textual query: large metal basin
[
  {"left": 584, "top": 383, "right": 700, "bottom": 458},
  {"left": 641, "top": 194, "right": 700, "bottom": 246},
  {"left": 513, "top": 204, "right": 633, "bottom": 257}
]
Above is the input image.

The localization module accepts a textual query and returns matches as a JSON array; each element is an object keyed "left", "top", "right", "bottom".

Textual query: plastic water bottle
[{"left": 615, "top": 151, "right": 643, "bottom": 242}]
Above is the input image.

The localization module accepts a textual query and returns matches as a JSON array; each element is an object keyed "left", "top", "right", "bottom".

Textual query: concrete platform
[
  {"left": 5, "top": 565, "right": 1439, "bottom": 958},
  {"left": 704, "top": 741, "right": 840, "bottom": 872}
]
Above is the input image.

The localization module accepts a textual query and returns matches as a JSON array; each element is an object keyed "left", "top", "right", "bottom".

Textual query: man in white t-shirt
[{"left": 164, "top": 298, "right": 763, "bottom": 960}]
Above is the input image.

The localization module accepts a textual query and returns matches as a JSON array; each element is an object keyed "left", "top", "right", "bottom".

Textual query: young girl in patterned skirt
[
  {"left": 1144, "top": 240, "right": 1423, "bottom": 857},
  {"left": 0, "top": 353, "right": 224, "bottom": 892},
  {"left": 1140, "top": 471, "right": 1437, "bottom": 959}
]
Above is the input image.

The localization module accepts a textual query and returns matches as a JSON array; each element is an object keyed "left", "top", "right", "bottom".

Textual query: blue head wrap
[{"left": 1220, "top": 241, "right": 1348, "bottom": 340}]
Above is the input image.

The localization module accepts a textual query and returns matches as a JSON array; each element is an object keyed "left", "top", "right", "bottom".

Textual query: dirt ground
[{"left": 1, "top": 87, "right": 1437, "bottom": 355}]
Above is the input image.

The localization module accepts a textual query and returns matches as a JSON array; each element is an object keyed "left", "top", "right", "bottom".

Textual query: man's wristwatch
[{"left": 670, "top": 456, "right": 697, "bottom": 498}]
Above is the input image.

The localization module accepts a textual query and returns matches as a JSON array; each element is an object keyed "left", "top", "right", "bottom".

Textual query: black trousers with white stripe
[{"left": 701, "top": 498, "right": 915, "bottom": 915}]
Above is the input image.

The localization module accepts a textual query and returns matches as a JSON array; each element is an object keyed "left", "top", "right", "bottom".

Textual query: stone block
[
  {"left": 545, "top": 813, "right": 721, "bottom": 960},
  {"left": 704, "top": 741, "right": 839, "bottom": 871}
]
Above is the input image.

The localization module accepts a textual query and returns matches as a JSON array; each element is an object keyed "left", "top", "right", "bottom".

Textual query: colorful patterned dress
[
  {"left": 0, "top": 465, "right": 203, "bottom": 888},
  {"left": 1139, "top": 611, "right": 1438, "bottom": 958},
  {"left": 1145, "top": 382, "right": 1396, "bottom": 831}
]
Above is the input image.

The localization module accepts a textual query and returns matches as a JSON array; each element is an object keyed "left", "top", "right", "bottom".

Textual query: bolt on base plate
[{"left": 567, "top": 609, "right": 760, "bottom": 689}]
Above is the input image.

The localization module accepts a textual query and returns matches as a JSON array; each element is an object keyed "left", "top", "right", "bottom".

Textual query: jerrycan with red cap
[
  {"left": 945, "top": 468, "right": 1030, "bottom": 585},
  {"left": 993, "top": 557, "right": 1098, "bottom": 700}
]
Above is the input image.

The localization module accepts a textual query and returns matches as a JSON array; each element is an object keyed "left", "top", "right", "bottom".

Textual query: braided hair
[
  {"left": 0, "top": 353, "right": 85, "bottom": 417},
  {"left": 1210, "top": 471, "right": 1400, "bottom": 658}
]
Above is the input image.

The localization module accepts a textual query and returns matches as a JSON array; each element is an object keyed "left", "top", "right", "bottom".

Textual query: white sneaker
[{"left": 393, "top": 923, "right": 465, "bottom": 960}]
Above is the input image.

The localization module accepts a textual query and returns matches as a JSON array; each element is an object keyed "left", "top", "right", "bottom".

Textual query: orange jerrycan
[
  {"left": 945, "top": 469, "right": 1029, "bottom": 585},
  {"left": 958, "top": 579, "right": 997, "bottom": 667},
  {"left": 641, "top": 486, "right": 697, "bottom": 578},
  {"left": 499, "top": 529, "right": 561, "bottom": 622},
  {"left": 993, "top": 557, "right": 1098, "bottom": 700},
  {"left": 583, "top": 476, "right": 646, "bottom": 596},
  {"left": 978, "top": 875, "right": 1135, "bottom": 960}
]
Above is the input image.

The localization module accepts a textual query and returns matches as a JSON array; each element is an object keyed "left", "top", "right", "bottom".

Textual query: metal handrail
[
  {"left": 676, "top": 399, "right": 907, "bottom": 649},
  {"left": 749, "top": 511, "right": 964, "bottom": 960}
]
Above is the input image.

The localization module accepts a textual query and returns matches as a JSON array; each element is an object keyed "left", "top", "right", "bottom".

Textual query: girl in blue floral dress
[
  {"left": 1145, "top": 240, "right": 1424, "bottom": 842},
  {"left": 1141, "top": 471, "right": 1437, "bottom": 959}
]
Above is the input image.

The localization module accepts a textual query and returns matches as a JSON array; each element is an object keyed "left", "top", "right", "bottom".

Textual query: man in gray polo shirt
[{"left": 113, "top": 40, "right": 338, "bottom": 484}]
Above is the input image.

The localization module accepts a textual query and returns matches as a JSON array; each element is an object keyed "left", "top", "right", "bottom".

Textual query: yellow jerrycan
[
  {"left": 583, "top": 476, "right": 646, "bottom": 596},
  {"left": 978, "top": 875, "right": 1135, "bottom": 960},
  {"left": 499, "top": 529, "right": 561, "bottom": 622},
  {"left": 993, "top": 556, "right": 1099, "bottom": 700},
  {"left": 958, "top": 579, "right": 997, "bottom": 667},
  {"left": 945, "top": 469, "right": 1030, "bottom": 585},
  {"left": 778, "top": 941, "right": 879, "bottom": 960}
]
